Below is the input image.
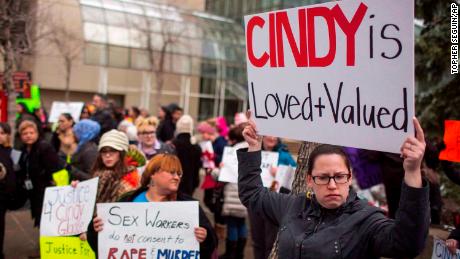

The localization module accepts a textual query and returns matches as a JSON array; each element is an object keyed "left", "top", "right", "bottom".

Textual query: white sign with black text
[
  {"left": 432, "top": 238, "right": 460, "bottom": 259},
  {"left": 245, "top": 0, "right": 414, "bottom": 153},
  {"left": 97, "top": 201, "right": 200, "bottom": 259},
  {"left": 40, "top": 178, "right": 98, "bottom": 236}
]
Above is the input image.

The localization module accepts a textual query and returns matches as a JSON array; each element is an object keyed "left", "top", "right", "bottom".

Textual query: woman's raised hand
[
  {"left": 400, "top": 117, "right": 426, "bottom": 188},
  {"left": 70, "top": 180, "right": 79, "bottom": 188},
  {"left": 194, "top": 227, "right": 207, "bottom": 243},
  {"left": 243, "top": 110, "right": 262, "bottom": 152},
  {"left": 93, "top": 216, "right": 104, "bottom": 232}
]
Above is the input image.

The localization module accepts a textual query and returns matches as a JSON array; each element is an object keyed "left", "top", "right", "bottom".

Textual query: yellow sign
[
  {"left": 40, "top": 236, "right": 95, "bottom": 259},
  {"left": 52, "top": 169, "right": 69, "bottom": 186}
]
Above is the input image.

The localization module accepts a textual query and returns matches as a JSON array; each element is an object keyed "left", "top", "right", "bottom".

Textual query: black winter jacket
[
  {"left": 18, "top": 140, "right": 63, "bottom": 225},
  {"left": 237, "top": 149, "right": 430, "bottom": 259},
  {"left": 449, "top": 228, "right": 460, "bottom": 242},
  {"left": 0, "top": 146, "right": 15, "bottom": 202},
  {"left": 172, "top": 133, "right": 202, "bottom": 196},
  {"left": 91, "top": 108, "right": 115, "bottom": 136},
  {"left": 87, "top": 187, "right": 217, "bottom": 259},
  {"left": 70, "top": 141, "right": 98, "bottom": 180}
]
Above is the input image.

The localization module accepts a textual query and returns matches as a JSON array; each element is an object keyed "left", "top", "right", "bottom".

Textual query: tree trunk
[
  {"left": 2, "top": 24, "right": 17, "bottom": 131},
  {"left": 64, "top": 58, "right": 71, "bottom": 102},
  {"left": 156, "top": 44, "right": 167, "bottom": 105},
  {"left": 268, "top": 141, "right": 320, "bottom": 259}
]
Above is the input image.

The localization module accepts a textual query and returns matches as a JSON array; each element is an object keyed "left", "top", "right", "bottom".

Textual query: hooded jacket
[{"left": 237, "top": 149, "right": 430, "bottom": 259}]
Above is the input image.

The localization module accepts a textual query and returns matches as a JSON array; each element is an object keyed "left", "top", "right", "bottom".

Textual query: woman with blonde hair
[
  {"left": 17, "top": 120, "right": 63, "bottom": 258},
  {"left": 136, "top": 116, "right": 174, "bottom": 160},
  {"left": 89, "top": 153, "right": 217, "bottom": 257},
  {"left": 17, "top": 120, "right": 63, "bottom": 226}
]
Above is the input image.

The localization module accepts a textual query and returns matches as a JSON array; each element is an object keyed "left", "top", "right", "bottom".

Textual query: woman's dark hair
[
  {"left": 17, "top": 103, "right": 29, "bottom": 114},
  {"left": 0, "top": 122, "right": 12, "bottom": 147},
  {"left": 0, "top": 122, "right": 12, "bottom": 135},
  {"left": 307, "top": 144, "right": 352, "bottom": 175},
  {"left": 60, "top": 113, "right": 75, "bottom": 126},
  {"left": 424, "top": 139, "right": 440, "bottom": 170},
  {"left": 131, "top": 106, "right": 140, "bottom": 118},
  {"left": 91, "top": 150, "right": 127, "bottom": 179},
  {"left": 228, "top": 123, "right": 245, "bottom": 144}
]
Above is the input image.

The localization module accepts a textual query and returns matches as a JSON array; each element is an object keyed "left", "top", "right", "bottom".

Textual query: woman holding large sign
[
  {"left": 238, "top": 111, "right": 429, "bottom": 258},
  {"left": 90, "top": 153, "right": 217, "bottom": 258}
]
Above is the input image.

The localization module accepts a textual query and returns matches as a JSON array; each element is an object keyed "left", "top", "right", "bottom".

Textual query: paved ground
[{"left": 4, "top": 209, "right": 40, "bottom": 259}]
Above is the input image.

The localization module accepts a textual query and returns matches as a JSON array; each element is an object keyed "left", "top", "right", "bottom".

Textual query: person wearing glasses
[
  {"left": 136, "top": 117, "right": 174, "bottom": 160},
  {"left": 88, "top": 154, "right": 218, "bottom": 258},
  {"left": 237, "top": 111, "right": 429, "bottom": 259}
]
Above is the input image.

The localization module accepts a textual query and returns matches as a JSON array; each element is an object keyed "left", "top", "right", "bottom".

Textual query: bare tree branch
[{"left": 131, "top": 4, "right": 188, "bottom": 109}]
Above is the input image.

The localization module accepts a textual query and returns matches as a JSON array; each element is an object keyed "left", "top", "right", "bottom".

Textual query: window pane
[
  {"left": 171, "top": 54, "right": 190, "bottom": 74},
  {"left": 145, "top": 7, "right": 162, "bottom": 19},
  {"left": 200, "top": 77, "right": 216, "bottom": 95},
  {"left": 150, "top": 33, "right": 164, "bottom": 51},
  {"left": 131, "top": 48, "right": 150, "bottom": 69},
  {"left": 102, "top": 0, "right": 124, "bottom": 12},
  {"left": 224, "top": 46, "right": 237, "bottom": 61},
  {"left": 201, "top": 60, "right": 217, "bottom": 77},
  {"left": 80, "top": 0, "right": 103, "bottom": 8},
  {"left": 127, "top": 14, "right": 147, "bottom": 30},
  {"left": 108, "top": 46, "right": 129, "bottom": 67},
  {"left": 202, "top": 41, "right": 216, "bottom": 59},
  {"left": 152, "top": 52, "right": 172, "bottom": 72},
  {"left": 148, "top": 19, "right": 162, "bottom": 32},
  {"left": 107, "top": 26, "right": 130, "bottom": 46},
  {"left": 105, "top": 10, "right": 126, "bottom": 27},
  {"left": 122, "top": 2, "right": 144, "bottom": 15},
  {"left": 129, "top": 28, "right": 147, "bottom": 48},
  {"left": 85, "top": 43, "right": 107, "bottom": 65},
  {"left": 198, "top": 98, "right": 215, "bottom": 121},
  {"left": 191, "top": 57, "right": 201, "bottom": 75},
  {"left": 184, "top": 24, "right": 198, "bottom": 38},
  {"left": 81, "top": 6, "right": 105, "bottom": 24},
  {"left": 84, "top": 23, "right": 107, "bottom": 43}
]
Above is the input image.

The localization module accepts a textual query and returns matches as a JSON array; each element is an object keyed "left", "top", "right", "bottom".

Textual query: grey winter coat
[{"left": 237, "top": 149, "right": 430, "bottom": 259}]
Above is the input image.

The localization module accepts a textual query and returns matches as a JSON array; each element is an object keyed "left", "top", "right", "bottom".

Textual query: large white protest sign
[
  {"left": 219, "top": 146, "right": 279, "bottom": 186},
  {"left": 40, "top": 178, "right": 98, "bottom": 236},
  {"left": 432, "top": 238, "right": 460, "bottom": 259},
  {"left": 97, "top": 201, "right": 199, "bottom": 259},
  {"left": 275, "top": 165, "right": 296, "bottom": 191},
  {"left": 49, "top": 101, "right": 85, "bottom": 123},
  {"left": 245, "top": 0, "right": 414, "bottom": 153}
]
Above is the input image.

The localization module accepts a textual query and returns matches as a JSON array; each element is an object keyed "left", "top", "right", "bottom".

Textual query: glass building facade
[
  {"left": 79, "top": 0, "right": 248, "bottom": 121},
  {"left": 205, "top": 0, "right": 324, "bottom": 23}
]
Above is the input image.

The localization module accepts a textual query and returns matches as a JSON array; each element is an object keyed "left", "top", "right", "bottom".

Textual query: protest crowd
[
  {"left": 0, "top": 1, "right": 459, "bottom": 258},
  {"left": 0, "top": 92, "right": 458, "bottom": 259}
]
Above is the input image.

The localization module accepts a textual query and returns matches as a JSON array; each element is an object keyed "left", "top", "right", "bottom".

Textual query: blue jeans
[{"left": 226, "top": 216, "right": 247, "bottom": 241}]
